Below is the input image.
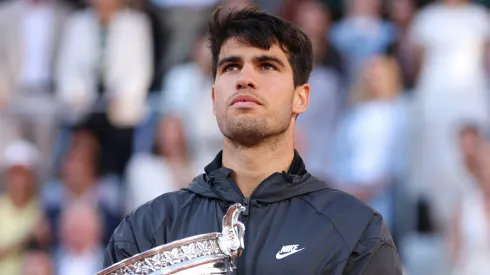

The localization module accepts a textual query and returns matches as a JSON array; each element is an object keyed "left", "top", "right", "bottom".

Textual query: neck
[
  {"left": 221, "top": 129, "right": 295, "bottom": 197},
  {"left": 97, "top": 9, "right": 118, "bottom": 25},
  {"left": 70, "top": 177, "right": 95, "bottom": 198},
  {"left": 166, "top": 153, "right": 188, "bottom": 165},
  {"left": 444, "top": 0, "right": 467, "bottom": 6},
  {"left": 466, "top": 157, "right": 480, "bottom": 178},
  {"left": 10, "top": 194, "right": 33, "bottom": 208},
  {"left": 397, "top": 20, "right": 411, "bottom": 31},
  {"left": 349, "top": 11, "right": 377, "bottom": 19}
]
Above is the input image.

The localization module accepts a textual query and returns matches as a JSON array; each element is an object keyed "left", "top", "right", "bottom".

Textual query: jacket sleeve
[
  {"left": 341, "top": 213, "right": 403, "bottom": 275},
  {"left": 102, "top": 215, "right": 142, "bottom": 268}
]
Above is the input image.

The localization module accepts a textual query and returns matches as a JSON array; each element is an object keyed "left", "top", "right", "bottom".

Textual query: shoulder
[
  {"left": 114, "top": 9, "right": 150, "bottom": 27},
  {"left": 113, "top": 189, "right": 199, "bottom": 245},
  {"left": 104, "top": 189, "right": 200, "bottom": 266},
  {"left": 303, "top": 186, "right": 400, "bottom": 273},
  {"left": 298, "top": 178, "right": 395, "bottom": 251},
  {"left": 127, "top": 153, "right": 163, "bottom": 171},
  {"left": 0, "top": 195, "right": 8, "bottom": 208},
  {"left": 53, "top": 1, "right": 75, "bottom": 16},
  {"left": 411, "top": 3, "right": 439, "bottom": 28},
  {"left": 468, "top": 2, "right": 489, "bottom": 12},
  {"left": 340, "top": 213, "right": 401, "bottom": 274},
  {"left": 0, "top": 0, "right": 19, "bottom": 14},
  {"left": 467, "top": 3, "right": 490, "bottom": 20},
  {"left": 64, "top": 9, "right": 94, "bottom": 31},
  {"left": 0, "top": 1, "right": 20, "bottom": 24},
  {"left": 420, "top": 3, "right": 441, "bottom": 16},
  {"left": 329, "top": 20, "right": 349, "bottom": 42},
  {"left": 40, "top": 180, "right": 64, "bottom": 209},
  {"left": 300, "top": 187, "right": 378, "bottom": 249}
]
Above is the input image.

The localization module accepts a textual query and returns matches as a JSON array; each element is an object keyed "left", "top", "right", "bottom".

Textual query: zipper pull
[{"left": 242, "top": 197, "right": 250, "bottom": 216}]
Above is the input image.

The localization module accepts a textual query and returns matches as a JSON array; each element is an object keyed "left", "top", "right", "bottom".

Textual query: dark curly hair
[{"left": 208, "top": 6, "right": 313, "bottom": 87}]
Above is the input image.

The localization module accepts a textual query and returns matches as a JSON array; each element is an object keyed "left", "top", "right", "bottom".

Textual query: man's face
[
  {"left": 21, "top": 251, "right": 53, "bottom": 275},
  {"left": 460, "top": 129, "right": 481, "bottom": 159},
  {"left": 5, "top": 166, "right": 35, "bottom": 204},
  {"left": 90, "top": 0, "right": 122, "bottom": 13},
  {"left": 212, "top": 39, "right": 309, "bottom": 147},
  {"left": 442, "top": 0, "right": 467, "bottom": 5}
]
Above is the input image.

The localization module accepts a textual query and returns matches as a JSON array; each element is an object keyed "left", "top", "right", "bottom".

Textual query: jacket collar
[
  {"left": 185, "top": 150, "right": 328, "bottom": 204},
  {"left": 204, "top": 149, "right": 307, "bottom": 176}
]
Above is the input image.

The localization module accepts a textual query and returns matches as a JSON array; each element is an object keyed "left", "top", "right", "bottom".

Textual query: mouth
[{"left": 230, "top": 95, "right": 262, "bottom": 107}]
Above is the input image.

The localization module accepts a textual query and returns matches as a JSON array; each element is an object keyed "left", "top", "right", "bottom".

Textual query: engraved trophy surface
[{"left": 96, "top": 203, "right": 246, "bottom": 275}]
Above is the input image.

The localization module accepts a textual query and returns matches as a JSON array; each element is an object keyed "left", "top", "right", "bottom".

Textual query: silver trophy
[{"left": 96, "top": 203, "right": 246, "bottom": 275}]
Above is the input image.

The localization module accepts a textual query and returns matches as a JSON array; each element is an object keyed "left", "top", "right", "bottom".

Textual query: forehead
[{"left": 219, "top": 38, "right": 290, "bottom": 64}]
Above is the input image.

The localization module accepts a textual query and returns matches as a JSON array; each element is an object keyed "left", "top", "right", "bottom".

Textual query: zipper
[
  {"left": 237, "top": 196, "right": 249, "bottom": 275},
  {"left": 232, "top": 179, "right": 263, "bottom": 275}
]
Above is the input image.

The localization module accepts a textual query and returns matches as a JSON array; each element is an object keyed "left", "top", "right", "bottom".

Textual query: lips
[{"left": 230, "top": 95, "right": 262, "bottom": 106}]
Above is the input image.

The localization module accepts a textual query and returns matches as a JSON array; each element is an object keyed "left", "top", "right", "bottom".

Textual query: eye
[
  {"left": 223, "top": 64, "right": 240, "bottom": 72},
  {"left": 261, "top": 63, "right": 277, "bottom": 71}
]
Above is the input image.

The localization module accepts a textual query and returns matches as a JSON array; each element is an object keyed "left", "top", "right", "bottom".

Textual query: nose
[{"left": 235, "top": 65, "right": 257, "bottom": 90}]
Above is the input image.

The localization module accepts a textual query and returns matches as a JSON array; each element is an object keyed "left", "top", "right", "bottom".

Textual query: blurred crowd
[{"left": 1, "top": 0, "right": 490, "bottom": 274}]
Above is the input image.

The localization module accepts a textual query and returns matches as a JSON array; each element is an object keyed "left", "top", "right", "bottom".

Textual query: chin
[{"left": 231, "top": 112, "right": 259, "bottom": 118}]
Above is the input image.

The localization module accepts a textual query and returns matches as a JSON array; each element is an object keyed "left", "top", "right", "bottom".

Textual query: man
[
  {"left": 0, "top": 0, "right": 72, "bottom": 174},
  {"left": 408, "top": 0, "right": 490, "bottom": 232},
  {"left": 0, "top": 140, "right": 44, "bottom": 275},
  {"left": 103, "top": 6, "right": 402, "bottom": 274},
  {"left": 56, "top": 0, "right": 153, "bottom": 176}
]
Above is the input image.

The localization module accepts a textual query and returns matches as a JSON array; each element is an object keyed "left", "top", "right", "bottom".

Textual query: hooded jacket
[{"left": 103, "top": 150, "right": 402, "bottom": 274}]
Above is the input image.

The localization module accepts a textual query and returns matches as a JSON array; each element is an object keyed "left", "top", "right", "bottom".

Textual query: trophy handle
[
  {"left": 218, "top": 203, "right": 246, "bottom": 262},
  {"left": 95, "top": 204, "right": 247, "bottom": 275}
]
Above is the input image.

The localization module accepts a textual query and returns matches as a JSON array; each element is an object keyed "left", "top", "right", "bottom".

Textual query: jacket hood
[{"left": 184, "top": 150, "right": 330, "bottom": 204}]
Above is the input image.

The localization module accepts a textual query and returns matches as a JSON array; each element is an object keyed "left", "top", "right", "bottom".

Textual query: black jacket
[{"left": 103, "top": 151, "right": 402, "bottom": 274}]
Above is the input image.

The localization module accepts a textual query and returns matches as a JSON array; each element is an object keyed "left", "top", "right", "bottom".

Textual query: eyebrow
[
  {"left": 217, "top": 54, "right": 286, "bottom": 70},
  {"left": 217, "top": 56, "right": 242, "bottom": 70},
  {"left": 254, "top": 55, "right": 286, "bottom": 68}
]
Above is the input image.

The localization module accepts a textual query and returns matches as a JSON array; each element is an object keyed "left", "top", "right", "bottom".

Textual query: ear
[
  {"left": 212, "top": 85, "right": 216, "bottom": 116},
  {"left": 292, "top": 84, "right": 310, "bottom": 116}
]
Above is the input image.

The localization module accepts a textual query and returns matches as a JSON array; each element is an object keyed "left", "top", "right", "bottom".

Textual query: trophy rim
[
  {"left": 151, "top": 254, "right": 229, "bottom": 275},
  {"left": 96, "top": 232, "right": 222, "bottom": 275}
]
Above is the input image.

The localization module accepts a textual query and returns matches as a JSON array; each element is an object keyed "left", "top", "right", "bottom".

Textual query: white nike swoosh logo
[{"left": 275, "top": 248, "right": 305, "bottom": 259}]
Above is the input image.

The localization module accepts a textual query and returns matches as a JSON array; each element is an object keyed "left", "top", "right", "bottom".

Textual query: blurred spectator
[
  {"left": 221, "top": 0, "right": 252, "bottom": 9},
  {"left": 151, "top": 0, "right": 220, "bottom": 70},
  {"left": 56, "top": 0, "right": 153, "bottom": 176},
  {"left": 330, "top": 55, "right": 410, "bottom": 231},
  {"left": 287, "top": 0, "right": 343, "bottom": 78},
  {"left": 387, "top": 0, "right": 418, "bottom": 90},
  {"left": 127, "top": 0, "right": 169, "bottom": 91},
  {"left": 0, "top": 140, "right": 43, "bottom": 275},
  {"left": 292, "top": 0, "right": 342, "bottom": 181},
  {"left": 20, "top": 242, "right": 53, "bottom": 275},
  {"left": 279, "top": 0, "right": 310, "bottom": 20},
  {"left": 330, "top": 0, "right": 396, "bottom": 82},
  {"left": 42, "top": 127, "right": 121, "bottom": 248},
  {"left": 161, "top": 30, "right": 223, "bottom": 171},
  {"left": 448, "top": 125, "right": 490, "bottom": 274},
  {"left": 254, "top": 0, "right": 284, "bottom": 13},
  {"left": 408, "top": 0, "right": 490, "bottom": 231},
  {"left": 125, "top": 115, "right": 194, "bottom": 213},
  {"left": 53, "top": 202, "right": 104, "bottom": 275},
  {"left": 0, "top": 0, "right": 73, "bottom": 173}
]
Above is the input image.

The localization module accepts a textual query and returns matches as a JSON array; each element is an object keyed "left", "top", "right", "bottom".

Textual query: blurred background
[{"left": 1, "top": 0, "right": 490, "bottom": 274}]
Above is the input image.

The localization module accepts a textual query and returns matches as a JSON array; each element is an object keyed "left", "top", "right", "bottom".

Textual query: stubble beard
[{"left": 217, "top": 111, "right": 291, "bottom": 149}]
